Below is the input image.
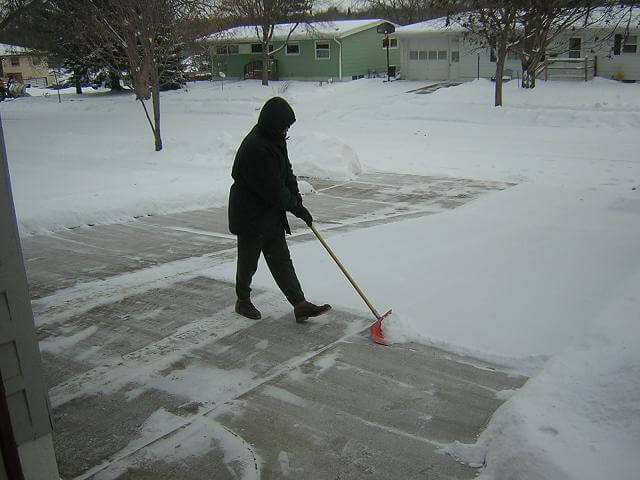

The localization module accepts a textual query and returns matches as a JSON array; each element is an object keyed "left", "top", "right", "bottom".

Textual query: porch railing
[{"left": 536, "top": 57, "right": 597, "bottom": 82}]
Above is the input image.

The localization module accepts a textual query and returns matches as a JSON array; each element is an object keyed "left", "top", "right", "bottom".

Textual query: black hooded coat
[{"left": 228, "top": 97, "right": 304, "bottom": 237}]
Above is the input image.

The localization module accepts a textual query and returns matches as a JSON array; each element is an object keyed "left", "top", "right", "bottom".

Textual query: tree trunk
[
  {"left": 74, "top": 67, "right": 82, "bottom": 94},
  {"left": 494, "top": 49, "right": 506, "bottom": 107},
  {"left": 262, "top": 48, "right": 269, "bottom": 86},
  {"left": 109, "top": 70, "right": 123, "bottom": 91},
  {"left": 522, "top": 68, "right": 530, "bottom": 88},
  {"left": 523, "top": 67, "right": 537, "bottom": 89},
  {"left": 521, "top": 56, "right": 540, "bottom": 89},
  {"left": 151, "top": 70, "right": 162, "bottom": 151}
]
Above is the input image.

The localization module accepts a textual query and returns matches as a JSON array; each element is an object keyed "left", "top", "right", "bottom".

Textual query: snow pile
[
  {"left": 289, "top": 131, "right": 362, "bottom": 180},
  {"left": 446, "top": 271, "right": 640, "bottom": 480},
  {"left": 297, "top": 180, "right": 316, "bottom": 195}
]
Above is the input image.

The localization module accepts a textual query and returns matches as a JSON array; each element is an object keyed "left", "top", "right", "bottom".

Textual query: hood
[{"left": 257, "top": 97, "right": 296, "bottom": 140}]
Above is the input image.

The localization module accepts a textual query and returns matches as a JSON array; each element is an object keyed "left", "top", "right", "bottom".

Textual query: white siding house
[
  {"left": 396, "top": 18, "right": 522, "bottom": 82},
  {"left": 553, "top": 25, "right": 640, "bottom": 82},
  {"left": 396, "top": 9, "right": 640, "bottom": 83}
]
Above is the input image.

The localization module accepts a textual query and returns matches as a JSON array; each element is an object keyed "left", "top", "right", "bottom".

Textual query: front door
[{"left": 448, "top": 36, "right": 460, "bottom": 81}]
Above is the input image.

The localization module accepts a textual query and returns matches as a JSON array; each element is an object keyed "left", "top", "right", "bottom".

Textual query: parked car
[{"left": 0, "top": 77, "right": 26, "bottom": 100}]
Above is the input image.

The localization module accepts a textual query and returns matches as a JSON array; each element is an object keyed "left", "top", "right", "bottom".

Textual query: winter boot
[
  {"left": 235, "top": 298, "right": 261, "bottom": 320},
  {"left": 294, "top": 300, "right": 331, "bottom": 323}
]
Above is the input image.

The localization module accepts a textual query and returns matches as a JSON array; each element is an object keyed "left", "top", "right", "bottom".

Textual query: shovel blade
[{"left": 370, "top": 309, "right": 392, "bottom": 346}]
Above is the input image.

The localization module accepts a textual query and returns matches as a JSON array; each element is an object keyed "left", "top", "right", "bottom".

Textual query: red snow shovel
[{"left": 310, "top": 225, "right": 392, "bottom": 346}]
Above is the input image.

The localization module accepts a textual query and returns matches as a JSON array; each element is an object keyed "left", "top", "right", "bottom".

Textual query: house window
[
  {"left": 438, "top": 50, "right": 447, "bottom": 60},
  {"left": 251, "top": 43, "right": 273, "bottom": 54},
  {"left": 451, "top": 51, "right": 460, "bottom": 63},
  {"left": 10, "top": 56, "right": 20, "bottom": 66},
  {"left": 569, "top": 38, "right": 581, "bottom": 58},
  {"left": 623, "top": 35, "right": 637, "bottom": 53},
  {"left": 32, "top": 56, "right": 42, "bottom": 65},
  {"left": 251, "top": 43, "right": 272, "bottom": 54},
  {"left": 382, "top": 37, "right": 398, "bottom": 49},
  {"left": 409, "top": 51, "right": 418, "bottom": 60},
  {"left": 418, "top": 51, "right": 428, "bottom": 60},
  {"left": 216, "top": 44, "right": 238, "bottom": 55},
  {"left": 286, "top": 43, "right": 300, "bottom": 55},
  {"left": 315, "top": 41, "right": 330, "bottom": 59},
  {"left": 428, "top": 50, "right": 437, "bottom": 60}
]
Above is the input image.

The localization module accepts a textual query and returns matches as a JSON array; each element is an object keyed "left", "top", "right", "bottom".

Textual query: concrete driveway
[{"left": 23, "top": 173, "right": 525, "bottom": 479}]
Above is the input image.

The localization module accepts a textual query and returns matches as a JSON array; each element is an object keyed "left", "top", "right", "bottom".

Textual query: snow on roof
[
  {"left": 0, "top": 43, "right": 30, "bottom": 56},
  {"left": 395, "top": 17, "right": 465, "bottom": 35},
  {"left": 585, "top": 5, "right": 640, "bottom": 29},
  {"left": 206, "top": 19, "right": 394, "bottom": 42},
  {"left": 397, "top": 6, "right": 640, "bottom": 36}
]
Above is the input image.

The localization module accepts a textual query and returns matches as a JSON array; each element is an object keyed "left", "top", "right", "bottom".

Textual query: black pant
[{"left": 236, "top": 233, "right": 305, "bottom": 306}]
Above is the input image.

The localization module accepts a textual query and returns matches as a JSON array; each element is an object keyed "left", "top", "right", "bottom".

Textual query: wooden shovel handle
[{"left": 310, "top": 225, "right": 381, "bottom": 319}]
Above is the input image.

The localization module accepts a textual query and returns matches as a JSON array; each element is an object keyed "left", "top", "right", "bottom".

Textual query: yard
[{"left": 2, "top": 76, "right": 640, "bottom": 479}]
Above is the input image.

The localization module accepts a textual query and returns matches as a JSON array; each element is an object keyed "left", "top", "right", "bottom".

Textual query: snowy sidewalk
[{"left": 23, "top": 173, "right": 525, "bottom": 479}]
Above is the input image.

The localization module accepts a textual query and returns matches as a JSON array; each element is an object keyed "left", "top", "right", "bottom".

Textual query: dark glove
[{"left": 292, "top": 205, "right": 313, "bottom": 227}]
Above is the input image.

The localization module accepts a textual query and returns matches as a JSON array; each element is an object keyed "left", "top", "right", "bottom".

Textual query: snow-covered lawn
[{"left": 3, "top": 77, "right": 640, "bottom": 479}]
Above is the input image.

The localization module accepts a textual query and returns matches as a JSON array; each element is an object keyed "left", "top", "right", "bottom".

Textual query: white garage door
[{"left": 406, "top": 36, "right": 451, "bottom": 81}]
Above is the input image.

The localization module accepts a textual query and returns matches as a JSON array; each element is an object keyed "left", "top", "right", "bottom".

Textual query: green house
[{"left": 206, "top": 19, "right": 400, "bottom": 81}]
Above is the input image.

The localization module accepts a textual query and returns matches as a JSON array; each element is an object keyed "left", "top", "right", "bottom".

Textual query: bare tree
[
  {"left": 355, "top": 0, "right": 448, "bottom": 25},
  {"left": 214, "top": 0, "right": 313, "bottom": 86},
  {"left": 513, "top": 2, "right": 616, "bottom": 89},
  {"left": 49, "top": 0, "right": 208, "bottom": 151},
  {"left": 436, "top": 0, "right": 520, "bottom": 106},
  {"left": 517, "top": 2, "right": 576, "bottom": 89}
]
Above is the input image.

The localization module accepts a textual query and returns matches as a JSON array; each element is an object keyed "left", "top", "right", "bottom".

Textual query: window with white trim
[
  {"left": 286, "top": 43, "right": 300, "bottom": 55},
  {"left": 382, "top": 37, "right": 398, "bottom": 49},
  {"left": 437, "top": 50, "right": 447, "bottom": 60},
  {"left": 451, "top": 51, "right": 460, "bottom": 63},
  {"left": 409, "top": 51, "right": 418, "bottom": 60},
  {"left": 569, "top": 37, "right": 581, "bottom": 58},
  {"left": 315, "top": 41, "right": 330, "bottom": 59},
  {"left": 216, "top": 44, "right": 238, "bottom": 55},
  {"left": 428, "top": 50, "right": 437, "bottom": 60},
  {"left": 418, "top": 51, "right": 428, "bottom": 60},
  {"left": 623, "top": 35, "right": 638, "bottom": 53}
]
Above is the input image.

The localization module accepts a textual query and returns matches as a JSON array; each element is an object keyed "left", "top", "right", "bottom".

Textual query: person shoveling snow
[{"left": 228, "top": 96, "right": 331, "bottom": 323}]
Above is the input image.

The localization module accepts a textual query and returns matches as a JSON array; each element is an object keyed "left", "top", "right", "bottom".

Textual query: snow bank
[
  {"left": 289, "top": 131, "right": 362, "bottom": 180},
  {"left": 446, "top": 270, "right": 640, "bottom": 480}
]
